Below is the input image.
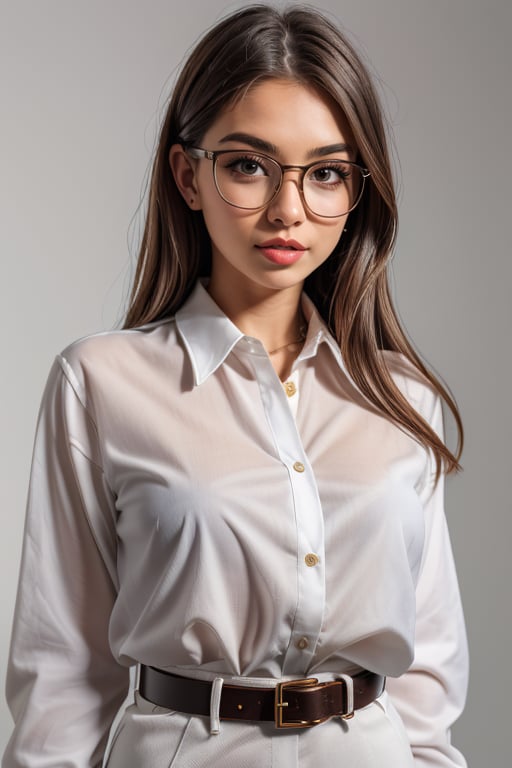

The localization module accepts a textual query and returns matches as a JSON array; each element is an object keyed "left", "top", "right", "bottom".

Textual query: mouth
[{"left": 256, "top": 239, "right": 307, "bottom": 265}]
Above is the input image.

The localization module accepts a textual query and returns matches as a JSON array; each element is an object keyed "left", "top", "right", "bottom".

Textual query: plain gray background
[{"left": 1, "top": 0, "right": 510, "bottom": 764}]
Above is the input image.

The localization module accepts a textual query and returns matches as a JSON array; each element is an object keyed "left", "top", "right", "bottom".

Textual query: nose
[{"left": 266, "top": 174, "right": 306, "bottom": 227}]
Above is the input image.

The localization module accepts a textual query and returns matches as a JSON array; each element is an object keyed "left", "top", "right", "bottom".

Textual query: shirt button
[
  {"left": 296, "top": 637, "right": 309, "bottom": 650},
  {"left": 304, "top": 553, "right": 319, "bottom": 567},
  {"left": 293, "top": 461, "right": 305, "bottom": 473},
  {"left": 284, "top": 381, "right": 297, "bottom": 397}
]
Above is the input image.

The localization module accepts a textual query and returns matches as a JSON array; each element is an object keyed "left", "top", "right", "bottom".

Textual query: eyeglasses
[{"left": 185, "top": 146, "right": 370, "bottom": 218}]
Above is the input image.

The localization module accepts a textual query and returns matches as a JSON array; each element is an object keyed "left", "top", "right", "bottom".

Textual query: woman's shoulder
[
  {"left": 381, "top": 350, "right": 441, "bottom": 423},
  {"left": 56, "top": 317, "right": 179, "bottom": 394},
  {"left": 61, "top": 317, "right": 175, "bottom": 359}
]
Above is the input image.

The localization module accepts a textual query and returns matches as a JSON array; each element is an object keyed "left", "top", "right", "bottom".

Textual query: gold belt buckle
[{"left": 274, "top": 677, "right": 323, "bottom": 729}]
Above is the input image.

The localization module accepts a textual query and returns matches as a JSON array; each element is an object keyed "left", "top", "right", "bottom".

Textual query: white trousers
[{"left": 104, "top": 689, "right": 415, "bottom": 768}]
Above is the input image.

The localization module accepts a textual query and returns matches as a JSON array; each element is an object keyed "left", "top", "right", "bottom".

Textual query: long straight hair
[{"left": 124, "top": 4, "right": 462, "bottom": 477}]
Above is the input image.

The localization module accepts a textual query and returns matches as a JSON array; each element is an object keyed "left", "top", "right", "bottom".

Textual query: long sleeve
[
  {"left": 386, "top": 396, "right": 469, "bottom": 767},
  {"left": 3, "top": 358, "right": 129, "bottom": 768}
]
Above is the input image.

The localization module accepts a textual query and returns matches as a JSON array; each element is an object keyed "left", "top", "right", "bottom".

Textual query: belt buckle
[{"left": 274, "top": 677, "right": 322, "bottom": 729}]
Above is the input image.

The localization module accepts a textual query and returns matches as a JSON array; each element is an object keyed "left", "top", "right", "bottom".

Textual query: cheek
[
  {"left": 198, "top": 191, "right": 231, "bottom": 240},
  {"left": 319, "top": 220, "right": 347, "bottom": 256},
  {"left": 196, "top": 172, "right": 217, "bottom": 209},
  {"left": 202, "top": 196, "right": 258, "bottom": 239}
]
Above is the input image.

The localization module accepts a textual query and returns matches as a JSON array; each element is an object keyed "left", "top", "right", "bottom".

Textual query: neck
[
  {"left": 206, "top": 272, "right": 307, "bottom": 380},
  {"left": 207, "top": 279, "right": 305, "bottom": 352}
]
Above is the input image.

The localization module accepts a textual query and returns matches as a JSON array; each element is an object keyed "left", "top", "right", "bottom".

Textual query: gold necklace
[{"left": 268, "top": 323, "right": 307, "bottom": 356}]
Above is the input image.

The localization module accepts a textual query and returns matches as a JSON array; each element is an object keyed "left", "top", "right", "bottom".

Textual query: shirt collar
[
  {"left": 175, "top": 281, "right": 350, "bottom": 386},
  {"left": 297, "top": 293, "right": 347, "bottom": 374}
]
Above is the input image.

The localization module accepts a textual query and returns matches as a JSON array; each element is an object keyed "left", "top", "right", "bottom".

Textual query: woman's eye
[
  {"left": 240, "top": 159, "right": 263, "bottom": 175},
  {"left": 226, "top": 156, "right": 267, "bottom": 176},
  {"left": 310, "top": 165, "right": 350, "bottom": 184}
]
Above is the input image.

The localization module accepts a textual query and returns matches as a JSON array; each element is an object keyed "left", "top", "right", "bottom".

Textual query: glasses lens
[
  {"left": 214, "top": 152, "right": 281, "bottom": 209},
  {"left": 303, "top": 161, "right": 363, "bottom": 217}
]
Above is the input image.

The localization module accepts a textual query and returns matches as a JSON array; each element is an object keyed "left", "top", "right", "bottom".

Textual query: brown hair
[{"left": 124, "top": 3, "right": 462, "bottom": 477}]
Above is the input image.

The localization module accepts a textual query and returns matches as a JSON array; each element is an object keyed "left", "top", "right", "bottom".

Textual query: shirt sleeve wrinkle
[
  {"left": 57, "top": 353, "right": 119, "bottom": 573},
  {"left": 57, "top": 353, "right": 108, "bottom": 471},
  {"left": 386, "top": 354, "right": 443, "bottom": 498}
]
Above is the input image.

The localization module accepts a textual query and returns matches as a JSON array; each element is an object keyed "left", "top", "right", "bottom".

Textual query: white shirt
[{"left": 4, "top": 282, "right": 468, "bottom": 767}]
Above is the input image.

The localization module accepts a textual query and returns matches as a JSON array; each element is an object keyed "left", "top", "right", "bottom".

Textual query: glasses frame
[{"left": 185, "top": 146, "right": 370, "bottom": 219}]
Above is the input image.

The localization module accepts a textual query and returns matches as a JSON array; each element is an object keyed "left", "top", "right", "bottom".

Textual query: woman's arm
[
  {"left": 3, "top": 358, "right": 129, "bottom": 768},
  {"left": 386, "top": 395, "right": 469, "bottom": 767}
]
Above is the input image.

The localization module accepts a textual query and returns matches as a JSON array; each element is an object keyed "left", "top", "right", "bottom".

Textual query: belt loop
[
  {"left": 210, "top": 677, "right": 224, "bottom": 734},
  {"left": 338, "top": 674, "right": 354, "bottom": 718},
  {"left": 135, "top": 664, "right": 142, "bottom": 694}
]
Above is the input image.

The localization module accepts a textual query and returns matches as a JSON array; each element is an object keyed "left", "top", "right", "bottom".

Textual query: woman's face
[{"left": 172, "top": 79, "right": 358, "bottom": 301}]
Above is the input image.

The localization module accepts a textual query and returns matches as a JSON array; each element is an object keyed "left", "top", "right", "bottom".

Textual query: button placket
[{"left": 247, "top": 353, "right": 326, "bottom": 674}]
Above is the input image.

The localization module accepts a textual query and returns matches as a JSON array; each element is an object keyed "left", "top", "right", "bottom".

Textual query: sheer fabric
[{"left": 4, "top": 283, "right": 468, "bottom": 767}]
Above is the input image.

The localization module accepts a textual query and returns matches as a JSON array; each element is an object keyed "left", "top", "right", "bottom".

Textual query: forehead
[{"left": 202, "top": 78, "right": 356, "bottom": 159}]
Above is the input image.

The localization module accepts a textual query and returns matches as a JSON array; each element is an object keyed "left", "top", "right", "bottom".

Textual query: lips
[
  {"left": 256, "top": 238, "right": 307, "bottom": 266},
  {"left": 258, "top": 238, "right": 306, "bottom": 250}
]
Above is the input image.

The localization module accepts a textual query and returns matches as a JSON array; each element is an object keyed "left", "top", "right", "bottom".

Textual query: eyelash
[
  {"left": 224, "top": 155, "right": 269, "bottom": 173},
  {"left": 310, "top": 163, "right": 351, "bottom": 182}
]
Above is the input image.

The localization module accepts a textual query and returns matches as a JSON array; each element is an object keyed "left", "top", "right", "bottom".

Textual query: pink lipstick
[{"left": 256, "top": 238, "right": 306, "bottom": 266}]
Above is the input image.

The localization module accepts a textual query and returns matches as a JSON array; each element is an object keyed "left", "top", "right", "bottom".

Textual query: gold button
[
  {"left": 284, "top": 381, "right": 297, "bottom": 397},
  {"left": 304, "top": 553, "right": 319, "bottom": 567},
  {"left": 293, "top": 461, "right": 305, "bottom": 473},
  {"left": 296, "top": 637, "right": 309, "bottom": 650}
]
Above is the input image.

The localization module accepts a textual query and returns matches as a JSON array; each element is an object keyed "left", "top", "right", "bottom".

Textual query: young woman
[{"left": 4, "top": 5, "right": 468, "bottom": 767}]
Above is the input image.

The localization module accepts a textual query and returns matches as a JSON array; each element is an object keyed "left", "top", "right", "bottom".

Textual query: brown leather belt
[{"left": 139, "top": 665, "right": 385, "bottom": 729}]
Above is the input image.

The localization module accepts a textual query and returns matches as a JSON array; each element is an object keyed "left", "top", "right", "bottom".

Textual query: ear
[{"left": 169, "top": 144, "right": 202, "bottom": 210}]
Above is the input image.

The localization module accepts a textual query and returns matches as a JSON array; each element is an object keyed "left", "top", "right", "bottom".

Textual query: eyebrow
[{"left": 218, "top": 132, "right": 353, "bottom": 158}]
